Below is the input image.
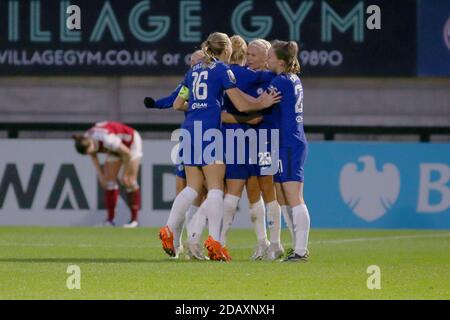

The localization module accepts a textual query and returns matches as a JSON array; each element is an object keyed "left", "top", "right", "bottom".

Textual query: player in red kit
[{"left": 72, "top": 121, "right": 142, "bottom": 228}]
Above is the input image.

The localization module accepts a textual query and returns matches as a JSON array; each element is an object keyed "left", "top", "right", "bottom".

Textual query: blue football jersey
[
  {"left": 182, "top": 60, "right": 237, "bottom": 131},
  {"left": 222, "top": 65, "right": 275, "bottom": 116},
  {"left": 269, "top": 73, "right": 307, "bottom": 147},
  {"left": 245, "top": 71, "right": 276, "bottom": 126}
]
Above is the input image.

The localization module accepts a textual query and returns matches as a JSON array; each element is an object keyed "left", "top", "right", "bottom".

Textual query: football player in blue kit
[
  {"left": 244, "top": 39, "right": 286, "bottom": 261},
  {"left": 144, "top": 50, "right": 208, "bottom": 259},
  {"left": 160, "top": 32, "right": 281, "bottom": 261},
  {"left": 219, "top": 37, "right": 285, "bottom": 261},
  {"left": 234, "top": 40, "right": 310, "bottom": 262}
]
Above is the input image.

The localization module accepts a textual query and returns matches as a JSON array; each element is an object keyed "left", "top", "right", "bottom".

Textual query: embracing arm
[{"left": 225, "top": 88, "right": 281, "bottom": 113}]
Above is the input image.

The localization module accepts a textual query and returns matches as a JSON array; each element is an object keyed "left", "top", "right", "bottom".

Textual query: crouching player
[{"left": 72, "top": 121, "right": 142, "bottom": 228}]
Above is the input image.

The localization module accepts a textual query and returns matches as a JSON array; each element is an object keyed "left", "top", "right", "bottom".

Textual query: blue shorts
[
  {"left": 225, "top": 163, "right": 255, "bottom": 180},
  {"left": 250, "top": 123, "right": 278, "bottom": 177},
  {"left": 175, "top": 163, "right": 186, "bottom": 179},
  {"left": 274, "top": 143, "right": 308, "bottom": 183},
  {"left": 180, "top": 123, "right": 224, "bottom": 167},
  {"left": 223, "top": 123, "right": 252, "bottom": 179}
]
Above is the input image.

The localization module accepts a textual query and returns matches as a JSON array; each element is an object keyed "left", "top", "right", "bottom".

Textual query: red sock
[
  {"left": 127, "top": 189, "right": 141, "bottom": 222},
  {"left": 105, "top": 189, "right": 119, "bottom": 221}
]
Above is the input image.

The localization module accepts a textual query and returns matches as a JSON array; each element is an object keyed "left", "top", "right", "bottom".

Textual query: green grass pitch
[{"left": 0, "top": 226, "right": 449, "bottom": 299}]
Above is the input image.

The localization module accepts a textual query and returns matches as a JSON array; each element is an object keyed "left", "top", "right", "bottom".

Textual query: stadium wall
[
  {"left": 0, "top": 139, "right": 449, "bottom": 229},
  {"left": 1, "top": 77, "right": 449, "bottom": 129}
]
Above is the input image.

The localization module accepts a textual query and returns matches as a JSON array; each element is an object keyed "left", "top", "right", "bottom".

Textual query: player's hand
[
  {"left": 260, "top": 89, "right": 282, "bottom": 108},
  {"left": 246, "top": 113, "right": 263, "bottom": 125},
  {"left": 144, "top": 97, "right": 155, "bottom": 109}
]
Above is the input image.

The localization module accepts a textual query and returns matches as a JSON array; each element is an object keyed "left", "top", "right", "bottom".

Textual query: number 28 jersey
[{"left": 182, "top": 60, "right": 236, "bottom": 131}]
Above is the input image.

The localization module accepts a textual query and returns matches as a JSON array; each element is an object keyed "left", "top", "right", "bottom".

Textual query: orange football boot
[
  {"left": 222, "top": 246, "right": 232, "bottom": 262},
  {"left": 159, "top": 226, "right": 175, "bottom": 257},
  {"left": 204, "top": 235, "right": 226, "bottom": 261}
]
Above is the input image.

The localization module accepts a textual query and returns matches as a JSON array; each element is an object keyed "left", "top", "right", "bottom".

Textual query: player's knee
[
  {"left": 122, "top": 176, "right": 138, "bottom": 190},
  {"left": 125, "top": 180, "right": 139, "bottom": 192},
  {"left": 105, "top": 181, "right": 118, "bottom": 191}
]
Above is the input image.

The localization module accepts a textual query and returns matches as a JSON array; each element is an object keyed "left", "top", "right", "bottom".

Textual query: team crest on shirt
[
  {"left": 227, "top": 70, "right": 237, "bottom": 84},
  {"left": 268, "top": 85, "right": 278, "bottom": 93}
]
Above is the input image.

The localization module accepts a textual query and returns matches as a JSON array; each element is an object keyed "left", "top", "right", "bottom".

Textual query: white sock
[
  {"left": 220, "top": 194, "right": 240, "bottom": 246},
  {"left": 249, "top": 198, "right": 267, "bottom": 243},
  {"left": 281, "top": 205, "right": 295, "bottom": 247},
  {"left": 201, "top": 189, "right": 224, "bottom": 241},
  {"left": 292, "top": 204, "right": 310, "bottom": 256},
  {"left": 167, "top": 187, "right": 198, "bottom": 247},
  {"left": 184, "top": 205, "right": 199, "bottom": 243},
  {"left": 266, "top": 200, "right": 281, "bottom": 245},
  {"left": 188, "top": 206, "right": 207, "bottom": 243}
]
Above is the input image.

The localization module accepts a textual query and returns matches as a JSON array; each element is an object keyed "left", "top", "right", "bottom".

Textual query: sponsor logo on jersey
[
  {"left": 191, "top": 102, "right": 208, "bottom": 109},
  {"left": 227, "top": 70, "right": 237, "bottom": 84}
]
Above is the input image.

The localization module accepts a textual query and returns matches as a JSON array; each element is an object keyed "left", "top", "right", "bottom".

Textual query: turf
[{"left": 0, "top": 226, "right": 449, "bottom": 300}]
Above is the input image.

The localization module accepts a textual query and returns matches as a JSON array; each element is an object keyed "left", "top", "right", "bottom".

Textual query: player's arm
[
  {"left": 90, "top": 154, "right": 106, "bottom": 187},
  {"left": 221, "top": 111, "right": 263, "bottom": 125},
  {"left": 173, "top": 85, "right": 189, "bottom": 111},
  {"left": 144, "top": 85, "right": 182, "bottom": 109},
  {"left": 226, "top": 88, "right": 281, "bottom": 112}
]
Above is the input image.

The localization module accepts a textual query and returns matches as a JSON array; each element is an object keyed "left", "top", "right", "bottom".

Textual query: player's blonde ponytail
[
  {"left": 230, "top": 35, "right": 247, "bottom": 66},
  {"left": 201, "top": 32, "right": 231, "bottom": 65}
]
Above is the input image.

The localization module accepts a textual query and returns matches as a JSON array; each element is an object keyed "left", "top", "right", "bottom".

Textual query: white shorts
[{"left": 106, "top": 131, "right": 143, "bottom": 162}]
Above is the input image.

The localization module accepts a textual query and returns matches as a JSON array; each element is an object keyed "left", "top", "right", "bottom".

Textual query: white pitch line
[
  {"left": 0, "top": 233, "right": 449, "bottom": 249},
  {"left": 311, "top": 233, "right": 450, "bottom": 244}
]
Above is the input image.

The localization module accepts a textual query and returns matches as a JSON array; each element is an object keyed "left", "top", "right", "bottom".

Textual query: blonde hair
[
  {"left": 229, "top": 35, "right": 247, "bottom": 66},
  {"left": 271, "top": 40, "right": 301, "bottom": 74},
  {"left": 249, "top": 38, "right": 271, "bottom": 52},
  {"left": 201, "top": 32, "right": 231, "bottom": 65}
]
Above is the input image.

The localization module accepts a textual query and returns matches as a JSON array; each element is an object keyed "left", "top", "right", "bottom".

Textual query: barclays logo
[{"left": 339, "top": 155, "right": 400, "bottom": 222}]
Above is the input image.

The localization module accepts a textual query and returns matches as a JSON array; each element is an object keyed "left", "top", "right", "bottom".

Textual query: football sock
[
  {"left": 266, "top": 200, "right": 281, "bottom": 245},
  {"left": 201, "top": 189, "right": 224, "bottom": 241},
  {"left": 249, "top": 198, "right": 268, "bottom": 243},
  {"left": 105, "top": 183, "right": 119, "bottom": 222},
  {"left": 189, "top": 206, "right": 207, "bottom": 243},
  {"left": 220, "top": 194, "right": 240, "bottom": 246},
  {"left": 281, "top": 205, "right": 295, "bottom": 246},
  {"left": 167, "top": 186, "right": 198, "bottom": 248},
  {"left": 126, "top": 187, "right": 140, "bottom": 222},
  {"left": 292, "top": 204, "right": 310, "bottom": 256},
  {"left": 184, "top": 205, "right": 199, "bottom": 243}
]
